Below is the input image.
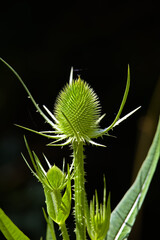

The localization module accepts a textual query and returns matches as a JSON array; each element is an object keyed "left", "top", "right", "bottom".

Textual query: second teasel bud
[{"left": 44, "top": 165, "right": 71, "bottom": 225}]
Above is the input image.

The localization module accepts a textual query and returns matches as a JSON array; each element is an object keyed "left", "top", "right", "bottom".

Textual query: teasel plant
[{"left": 0, "top": 57, "right": 159, "bottom": 240}]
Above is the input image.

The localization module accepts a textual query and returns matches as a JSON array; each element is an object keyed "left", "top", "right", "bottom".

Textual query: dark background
[{"left": 0, "top": 1, "right": 160, "bottom": 239}]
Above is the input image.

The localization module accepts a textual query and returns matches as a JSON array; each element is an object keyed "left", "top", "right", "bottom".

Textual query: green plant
[{"left": 0, "top": 58, "right": 159, "bottom": 240}]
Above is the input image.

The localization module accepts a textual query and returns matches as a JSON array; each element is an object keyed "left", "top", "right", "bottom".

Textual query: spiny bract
[{"left": 54, "top": 77, "right": 101, "bottom": 142}]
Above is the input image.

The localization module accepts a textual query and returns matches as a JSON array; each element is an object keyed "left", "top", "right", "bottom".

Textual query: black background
[{"left": 0, "top": 1, "right": 160, "bottom": 239}]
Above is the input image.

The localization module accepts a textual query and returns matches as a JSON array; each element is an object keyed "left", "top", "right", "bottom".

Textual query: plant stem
[
  {"left": 59, "top": 222, "right": 70, "bottom": 240},
  {"left": 73, "top": 141, "right": 86, "bottom": 240}
]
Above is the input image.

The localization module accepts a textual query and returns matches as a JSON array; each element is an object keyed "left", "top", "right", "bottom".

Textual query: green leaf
[
  {"left": 46, "top": 217, "right": 56, "bottom": 240},
  {"left": 106, "top": 117, "right": 160, "bottom": 240},
  {"left": 95, "top": 65, "right": 131, "bottom": 139},
  {"left": 0, "top": 208, "right": 30, "bottom": 240},
  {"left": 56, "top": 168, "right": 71, "bottom": 224},
  {"left": 42, "top": 208, "right": 57, "bottom": 240},
  {"left": 105, "top": 65, "right": 130, "bottom": 132}
]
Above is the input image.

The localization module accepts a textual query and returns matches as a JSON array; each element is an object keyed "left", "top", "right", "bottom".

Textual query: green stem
[
  {"left": 59, "top": 222, "right": 70, "bottom": 240},
  {"left": 73, "top": 141, "right": 86, "bottom": 240}
]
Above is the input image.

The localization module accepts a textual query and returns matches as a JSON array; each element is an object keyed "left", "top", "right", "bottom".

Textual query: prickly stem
[{"left": 73, "top": 141, "right": 86, "bottom": 240}]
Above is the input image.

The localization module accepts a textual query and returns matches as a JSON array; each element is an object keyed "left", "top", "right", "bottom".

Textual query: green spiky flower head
[
  {"left": 1, "top": 58, "right": 136, "bottom": 147},
  {"left": 54, "top": 77, "right": 101, "bottom": 143}
]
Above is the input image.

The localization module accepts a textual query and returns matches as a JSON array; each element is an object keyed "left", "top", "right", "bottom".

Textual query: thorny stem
[
  {"left": 73, "top": 141, "right": 86, "bottom": 240},
  {"left": 59, "top": 223, "right": 70, "bottom": 240}
]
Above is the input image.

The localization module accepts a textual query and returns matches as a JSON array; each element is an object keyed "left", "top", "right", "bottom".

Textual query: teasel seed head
[{"left": 54, "top": 76, "right": 102, "bottom": 143}]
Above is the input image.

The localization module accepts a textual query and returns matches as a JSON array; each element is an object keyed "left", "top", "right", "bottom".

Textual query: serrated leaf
[
  {"left": 0, "top": 208, "right": 30, "bottom": 240},
  {"left": 106, "top": 117, "right": 160, "bottom": 240}
]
